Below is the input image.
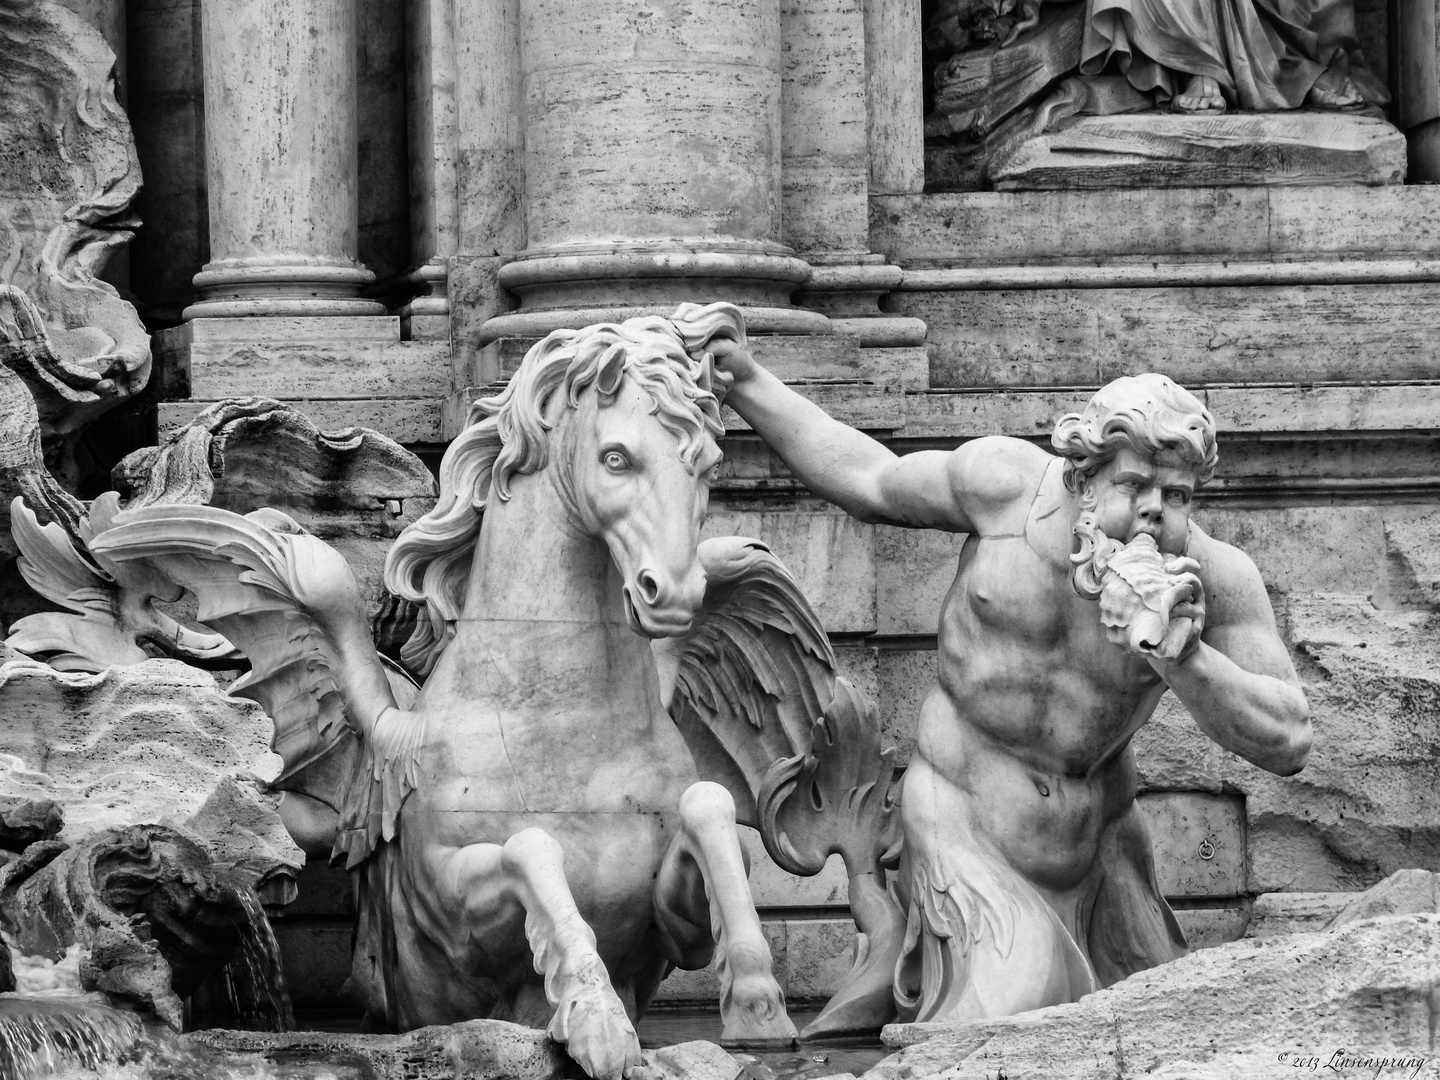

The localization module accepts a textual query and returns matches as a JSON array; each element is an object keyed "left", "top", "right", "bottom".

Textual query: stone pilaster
[
  {"left": 399, "top": 0, "right": 460, "bottom": 338},
  {"left": 184, "top": 0, "right": 383, "bottom": 319},
  {"left": 477, "top": 0, "right": 829, "bottom": 341}
]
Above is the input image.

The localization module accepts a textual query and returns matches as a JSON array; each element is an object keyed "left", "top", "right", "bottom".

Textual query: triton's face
[{"left": 1086, "top": 447, "right": 1198, "bottom": 555}]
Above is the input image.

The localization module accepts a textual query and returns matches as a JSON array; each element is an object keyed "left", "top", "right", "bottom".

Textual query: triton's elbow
[{"left": 1268, "top": 696, "right": 1312, "bottom": 777}]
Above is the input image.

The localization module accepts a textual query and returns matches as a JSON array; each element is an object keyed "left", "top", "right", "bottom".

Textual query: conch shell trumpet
[{"left": 1095, "top": 534, "right": 1201, "bottom": 660}]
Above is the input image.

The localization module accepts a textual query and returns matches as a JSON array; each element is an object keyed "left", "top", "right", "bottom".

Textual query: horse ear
[{"left": 595, "top": 346, "right": 627, "bottom": 397}]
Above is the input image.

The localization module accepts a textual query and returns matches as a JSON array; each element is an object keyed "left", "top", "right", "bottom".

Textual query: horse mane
[{"left": 383, "top": 302, "right": 737, "bottom": 676}]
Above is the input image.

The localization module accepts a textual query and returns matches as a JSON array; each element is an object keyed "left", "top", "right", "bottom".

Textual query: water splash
[{"left": 0, "top": 995, "right": 144, "bottom": 1079}]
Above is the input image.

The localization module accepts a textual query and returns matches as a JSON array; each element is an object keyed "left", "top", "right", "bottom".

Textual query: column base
[
  {"left": 185, "top": 264, "right": 386, "bottom": 320},
  {"left": 794, "top": 259, "right": 928, "bottom": 347},
  {"left": 479, "top": 246, "right": 832, "bottom": 343}
]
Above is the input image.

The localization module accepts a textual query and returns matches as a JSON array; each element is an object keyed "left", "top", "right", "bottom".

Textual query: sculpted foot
[
  {"left": 548, "top": 953, "right": 643, "bottom": 1080},
  {"left": 1305, "top": 70, "right": 1362, "bottom": 109},
  {"left": 1172, "top": 74, "right": 1225, "bottom": 112},
  {"left": 720, "top": 940, "right": 798, "bottom": 1042}
]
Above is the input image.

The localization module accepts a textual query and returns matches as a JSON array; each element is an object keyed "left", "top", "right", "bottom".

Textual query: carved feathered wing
[
  {"left": 87, "top": 504, "right": 418, "bottom": 867},
  {"left": 656, "top": 535, "right": 905, "bottom": 1035}
]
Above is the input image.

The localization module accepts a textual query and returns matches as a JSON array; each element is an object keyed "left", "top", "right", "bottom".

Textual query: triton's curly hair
[
  {"left": 1054, "top": 374, "right": 1217, "bottom": 598},
  {"left": 1052, "top": 374, "right": 1218, "bottom": 491}
]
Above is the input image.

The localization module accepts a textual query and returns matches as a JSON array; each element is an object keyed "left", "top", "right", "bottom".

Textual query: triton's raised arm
[
  {"left": 712, "top": 341, "right": 1048, "bottom": 535},
  {"left": 1155, "top": 527, "right": 1311, "bottom": 776}
]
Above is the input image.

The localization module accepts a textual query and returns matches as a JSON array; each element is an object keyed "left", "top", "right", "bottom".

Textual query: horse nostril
[{"left": 635, "top": 570, "right": 662, "bottom": 606}]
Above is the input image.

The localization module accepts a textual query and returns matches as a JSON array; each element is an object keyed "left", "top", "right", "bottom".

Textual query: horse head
[{"left": 386, "top": 304, "right": 741, "bottom": 671}]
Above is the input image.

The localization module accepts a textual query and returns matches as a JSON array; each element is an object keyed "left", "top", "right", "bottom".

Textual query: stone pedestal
[
  {"left": 991, "top": 113, "right": 1407, "bottom": 190},
  {"left": 184, "top": 0, "right": 383, "bottom": 319}
]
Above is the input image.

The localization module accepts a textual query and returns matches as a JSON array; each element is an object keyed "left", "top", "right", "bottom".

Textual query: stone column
[
  {"left": 864, "top": 0, "right": 924, "bottom": 194},
  {"left": 478, "top": 0, "right": 828, "bottom": 341},
  {"left": 400, "top": 0, "right": 460, "bottom": 334},
  {"left": 184, "top": 0, "right": 383, "bottom": 319},
  {"left": 1399, "top": 0, "right": 1440, "bottom": 182}
]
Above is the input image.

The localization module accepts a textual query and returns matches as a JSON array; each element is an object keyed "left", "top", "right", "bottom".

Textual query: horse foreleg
[
  {"left": 440, "top": 828, "right": 642, "bottom": 1079},
  {"left": 653, "top": 782, "right": 797, "bottom": 1042}
]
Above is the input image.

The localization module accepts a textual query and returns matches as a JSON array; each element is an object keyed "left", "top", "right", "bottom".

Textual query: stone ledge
[
  {"left": 462, "top": 334, "right": 926, "bottom": 390},
  {"left": 155, "top": 318, "right": 450, "bottom": 402},
  {"left": 895, "top": 280, "right": 1440, "bottom": 389},
  {"left": 898, "top": 383, "right": 1440, "bottom": 440},
  {"left": 870, "top": 185, "right": 1440, "bottom": 266}
]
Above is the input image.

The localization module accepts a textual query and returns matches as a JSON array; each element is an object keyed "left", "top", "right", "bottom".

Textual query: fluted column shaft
[{"left": 185, "top": 0, "right": 383, "bottom": 319}]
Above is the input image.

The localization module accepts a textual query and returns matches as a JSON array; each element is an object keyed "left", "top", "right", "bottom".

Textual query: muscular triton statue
[{"left": 708, "top": 358, "right": 1312, "bottom": 1022}]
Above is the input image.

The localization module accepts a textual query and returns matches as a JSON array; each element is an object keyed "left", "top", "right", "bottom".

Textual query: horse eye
[{"left": 603, "top": 450, "right": 630, "bottom": 473}]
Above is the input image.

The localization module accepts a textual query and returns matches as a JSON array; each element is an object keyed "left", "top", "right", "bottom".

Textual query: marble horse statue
[{"left": 89, "top": 304, "right": 902, "bottom": 1077}]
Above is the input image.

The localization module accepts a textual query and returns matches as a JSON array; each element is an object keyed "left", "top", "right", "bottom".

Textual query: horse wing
[
  {"left": 657, "top": 534, "right": 905, "bottom": 1036},
  {"left": 657, "top": 536, "right": 900, "bottom": 872},
  {"left": 88, "top": 505, "right": 417, "bottom": 864}
]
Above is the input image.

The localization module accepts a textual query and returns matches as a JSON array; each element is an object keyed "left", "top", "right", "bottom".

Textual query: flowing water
[
  {"left": 0, "top": 996, "right": 146, "bottom": 1080},
  {"left": 223, "top": 887, "right": 295, "bottom": 1033}
]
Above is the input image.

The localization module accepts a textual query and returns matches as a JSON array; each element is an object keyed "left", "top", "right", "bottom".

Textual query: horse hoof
[
  {"left": 720, "top": 956, "right": 799, "bottom": 1044},
  {"left": 548, "top": 966, "right": 644, "bottom": 1080}
]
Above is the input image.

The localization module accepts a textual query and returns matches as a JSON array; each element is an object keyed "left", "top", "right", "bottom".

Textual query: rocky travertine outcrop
[
  {"left": 1134, "top": 594, "right": 1440, "bottom": 893},
  {"left": 868, "top": 913, "right": 1440, "bottom": 1080},
  {"left": 0, "top": 657, "right": 303, "bottom": 1026},
  {"left": 185, "top": 1027, "right": 741, "bottom": 1080},
  {"left": 0, "top": 658, "right": 285, "bottom": 847}
]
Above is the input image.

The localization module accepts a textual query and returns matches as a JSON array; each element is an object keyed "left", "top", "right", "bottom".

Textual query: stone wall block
[
  {"left": 1379, "top": 507, "right": 1440, "bottom": 605},
  {"left": 782, "top": 920, "right": 860, "bottom": 999},
  {"left": 702, "top": 512, "right": 876, "bottom": 634},
  {"left": 1136, "top": 793, "right": 1246, "bottom": 899},
  {"left": 876, "top": 647, "right": 934, "bottom": 765},
  {"left": 1194, "top": 507, "right": 1385, "bottom": 597},
  {"left": 903, "top": 283, "right": 1440, "bottom": 391},
  {"left": 875, "top": 526, "right": 967, "bottom": 636},
  {"left": 870, "top": 187, "right": 1440, "bottom": 265}
]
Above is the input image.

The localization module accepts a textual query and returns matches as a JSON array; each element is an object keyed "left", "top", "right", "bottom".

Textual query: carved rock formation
[
  {"left": 0, "top": 658, "right": 285, "bottom": 846},
  {"left": 185, "top": 1026, "right": 744, "bottom": 1080},
  {"left": 0, "top": 658, "right": 303, "bottom": 1026},
  {"left": 1134, "top": 594, "right": 1440, "bottom": 893},
  {"left": 0, "top": 1, "right": 150, "bottom": 472},
  {"left": 872, "top": 913, "right": 1440, "bottom": 1080},
  {"left": 112, "top": 397, "right": 437, "bottom": 641}
]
